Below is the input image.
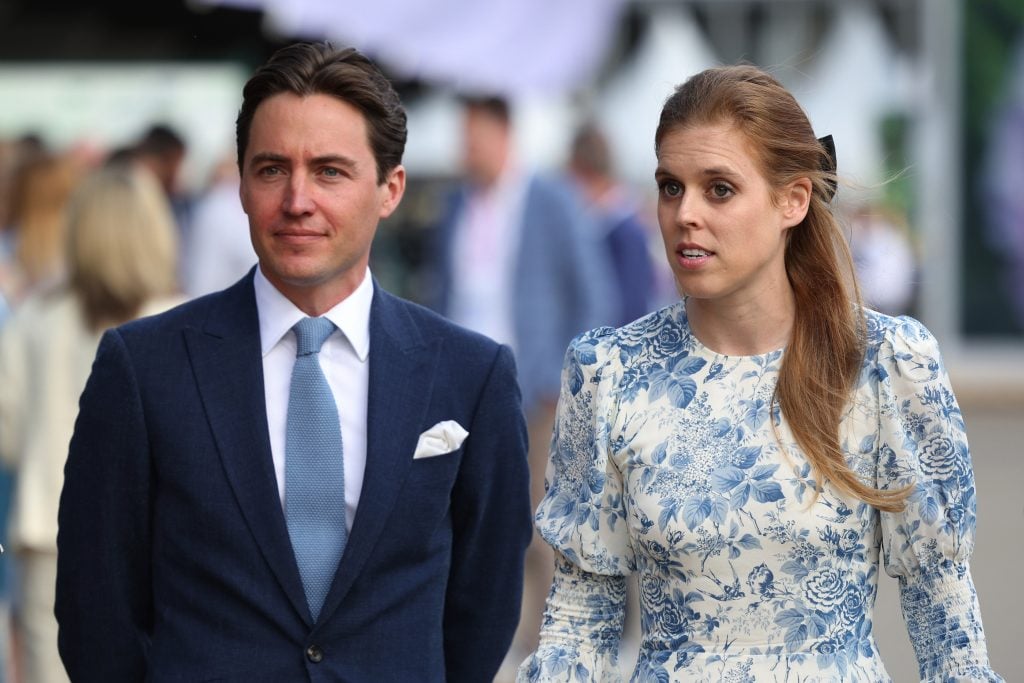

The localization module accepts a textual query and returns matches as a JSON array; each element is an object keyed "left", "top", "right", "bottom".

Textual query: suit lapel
[
  {"left": 183, "top": 273, "right": 310, "bottom": 623},
  {"left": 316, "top": 287, "right": 438, "bottom": 623}
]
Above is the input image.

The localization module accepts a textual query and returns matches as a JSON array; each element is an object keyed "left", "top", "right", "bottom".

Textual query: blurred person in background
[
  {"left": 132, "top": 123, "right": 193, "bottom": 243},
  {"left": 0, "top": 135, "right": 47, "bottom": 262},
  {"left": 0, "top": 307, "right": 9, "bottom": 683},
  {"left": 428, "top": 94, "right": 616, "bottom": 666},
  {"left": 520, "top": 65, "right": 1002, "bottom": 681},
  {"left": 567, "top": 121, "right": 657, "bottom": 327},
  {"left": 0, "top": 163, "right": 180, "bottom": 683},
  {"left": 1, "top": 150, "right": 83, "bottom": 303},
  {"left": 849, "top": 204, "right": 917, "bottom": 316},
  {"left": 182, "top": 151, "right": 257, "bottom": 298},
  {"left": 0, "top": 134, "right": 44, "bottom": 683},
  {"left": 133, "top": 123, "right": 187, "bottom": 200}
]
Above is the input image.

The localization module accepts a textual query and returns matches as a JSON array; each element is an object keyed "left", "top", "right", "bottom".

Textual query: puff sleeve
[
  {"left": 518, "top": 330, "right": 634, "bottom": 682},
  {"left": 875, "top": 317, "right": 1002, "bottom": 682}
]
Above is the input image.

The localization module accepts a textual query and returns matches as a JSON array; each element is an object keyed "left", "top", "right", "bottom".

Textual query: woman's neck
[{"left": 685, "top": 287, "right": 796, "bottom": 356}]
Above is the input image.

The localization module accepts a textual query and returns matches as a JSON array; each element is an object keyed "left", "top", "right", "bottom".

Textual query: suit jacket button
[{"left": 306, "top": 645, "right": 324, "bottom": 663}]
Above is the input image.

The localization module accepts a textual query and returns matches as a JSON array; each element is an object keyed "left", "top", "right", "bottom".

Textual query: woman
[
  {"left": 518, "top": 66, "right": 1002, "bottom": 681},
  {"left": 0, "top": 163, "right": 180, "bottom": 683}
]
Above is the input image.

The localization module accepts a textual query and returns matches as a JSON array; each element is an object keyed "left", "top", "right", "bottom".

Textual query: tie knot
[{"left": 293, "top": 317, "right": 336, "bottom": 357}]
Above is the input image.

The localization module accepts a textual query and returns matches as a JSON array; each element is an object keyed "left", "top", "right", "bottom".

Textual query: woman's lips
[{"left": 676, "top": 245, "right": 714, "bottom": 269}]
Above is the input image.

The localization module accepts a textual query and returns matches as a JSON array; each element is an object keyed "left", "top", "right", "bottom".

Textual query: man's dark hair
[
  {"left": 569, "top": 121, "right": 612, "bottom": 177},
  {"left": 136, "top": 124, "right": 186, "bottom": 157},
  {"left": 460, "top": 95, "right": 511, "bottom": 126},
  {"left": 236, "top": 42, "right": 407, "bottom": 184}
]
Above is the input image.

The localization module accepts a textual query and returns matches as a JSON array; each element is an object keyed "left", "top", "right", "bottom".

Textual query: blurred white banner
[{"left": 194, "top": 0, "right": 626, "bottom": 95}]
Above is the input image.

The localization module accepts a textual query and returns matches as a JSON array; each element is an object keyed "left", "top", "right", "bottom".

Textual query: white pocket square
[{"left": 413, "top": 420, "right": 469, "bottom": 459}]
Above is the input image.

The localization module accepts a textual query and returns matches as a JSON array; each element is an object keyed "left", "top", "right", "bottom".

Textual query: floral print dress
[{"left": 518, "top": 303, "right": 1002, "bottom": 682}]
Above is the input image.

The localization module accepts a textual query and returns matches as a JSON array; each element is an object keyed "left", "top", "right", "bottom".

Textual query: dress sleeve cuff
[{"left": 899, "top": 564, "right": 1003, "bottom": 682}]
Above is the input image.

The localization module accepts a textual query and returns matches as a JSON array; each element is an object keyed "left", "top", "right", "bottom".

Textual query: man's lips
[{"left": 274, "top": 229, "right": 326, "bottom": 242}]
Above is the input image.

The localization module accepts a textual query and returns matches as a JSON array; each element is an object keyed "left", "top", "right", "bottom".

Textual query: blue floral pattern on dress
[{"left": 518, "top": 303, "right": 1002, "bottom": 682}]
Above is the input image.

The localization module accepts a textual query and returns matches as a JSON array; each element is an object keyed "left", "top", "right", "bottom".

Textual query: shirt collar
[{"left": 253, "top": 265, "right": 373, "bottom": 362}]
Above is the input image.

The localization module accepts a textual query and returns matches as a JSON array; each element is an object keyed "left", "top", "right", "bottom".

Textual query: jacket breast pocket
[{"left": 407, "top": 448, "right": 462, "bottom": 486}]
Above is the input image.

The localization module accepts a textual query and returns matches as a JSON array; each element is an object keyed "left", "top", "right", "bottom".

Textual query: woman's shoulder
[
  {"left": 864, "top": 308, "right": 940, "bottom": 353},
  {"left": 569, "top": 301, "right": 688, "bottom": 363},
  {"left": 862, "top": 308, "right": 945, "bottom": 379}
]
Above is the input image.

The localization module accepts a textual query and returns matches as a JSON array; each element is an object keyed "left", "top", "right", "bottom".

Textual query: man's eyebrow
[
  {"left": 247, "top": 153, "right": 360, "bottom": 170},
  {"left": 309, "top": 154, "right": 359, "bottom": 170},
  {"left": 247, "top": 152, "right": 288, "bottom": 168}
]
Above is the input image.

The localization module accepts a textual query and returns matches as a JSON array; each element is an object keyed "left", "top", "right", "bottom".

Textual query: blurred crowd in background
[{"left": 0, "top": 0, "right": 1021, "bottom": 681}]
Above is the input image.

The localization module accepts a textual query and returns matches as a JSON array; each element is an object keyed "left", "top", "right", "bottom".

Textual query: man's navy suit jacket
[{"left": 55, "top": 272, "right": 532, "bottom": 682}]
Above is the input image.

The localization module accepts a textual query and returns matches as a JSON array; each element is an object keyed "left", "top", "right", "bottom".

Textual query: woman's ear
[{"left": 781, "top": 177, "right": 812, "bottom": 228}]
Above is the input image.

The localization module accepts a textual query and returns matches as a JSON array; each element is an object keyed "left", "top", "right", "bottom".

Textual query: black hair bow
[{"left": 818, "top": 134, "right": 837, "bottom": 201}]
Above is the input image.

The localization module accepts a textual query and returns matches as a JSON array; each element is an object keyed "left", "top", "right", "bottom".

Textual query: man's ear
[
  {"left": 379, "top": 165, "right": 406, "bottom": 219},
  {"left": 781, "top": 177, "right": 812, "bottom": 228}
]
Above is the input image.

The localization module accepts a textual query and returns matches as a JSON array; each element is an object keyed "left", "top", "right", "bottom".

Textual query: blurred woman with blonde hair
[{"left": 0, "top": 163, "right": 180, "bottom": 683}]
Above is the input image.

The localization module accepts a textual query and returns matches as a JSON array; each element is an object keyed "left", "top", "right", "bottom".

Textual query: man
[
  {"left": 56, "top": 43, "right": 531, "bottom": 682},
  {"left": 428, "top": 96, "right": 615, "bottom": 663}
]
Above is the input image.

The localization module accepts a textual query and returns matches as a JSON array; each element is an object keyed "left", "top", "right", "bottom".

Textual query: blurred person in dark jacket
[
  {"left": 568, "top": 121, "right": 657, "bottom": 327},
  {"left": 132, "top": 124, "right": 194, "bottom": 256},
  {"left": 133, "top": 124, "right": 187, "bottom": 201},
  {"left": 0, "top": 163, "right": 180, "bottom": 683}
]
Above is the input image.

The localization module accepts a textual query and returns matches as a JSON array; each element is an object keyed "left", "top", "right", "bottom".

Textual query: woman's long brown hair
[{"left": 655, "top": 65, "right": 909, "bottom": 511}]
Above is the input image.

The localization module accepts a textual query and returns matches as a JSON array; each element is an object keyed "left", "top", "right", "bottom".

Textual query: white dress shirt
[{"left": 254, "top": 266, "right": 371, "bottom": 533}]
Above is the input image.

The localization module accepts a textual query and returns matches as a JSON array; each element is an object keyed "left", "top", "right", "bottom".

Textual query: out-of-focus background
[{"left": 0, "top": 0, "right": 1020, "bottom": 681}]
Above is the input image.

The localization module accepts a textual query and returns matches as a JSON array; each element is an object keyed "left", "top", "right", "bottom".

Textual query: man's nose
[{"left": 282, "top": 175, "right": 315, "bottom": 215}]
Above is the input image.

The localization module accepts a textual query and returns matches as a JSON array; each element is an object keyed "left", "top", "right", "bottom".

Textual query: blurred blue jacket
[{"left": 430, "top": 173, "right": 617, "bottom": 413}]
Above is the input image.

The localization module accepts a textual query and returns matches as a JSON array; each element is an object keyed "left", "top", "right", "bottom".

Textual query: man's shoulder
[
  {"left": 377, "top": 289, "right": 500, "bottom": 351},
  {"left": 116, "top": 280, "right": 250, "bottom": 346},
  {"left": 119, "top": 291, "right": 211, "bottom": 332}
]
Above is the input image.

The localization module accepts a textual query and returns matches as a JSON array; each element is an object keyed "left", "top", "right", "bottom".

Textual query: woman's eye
[
  {"left": 660, "top": 180, "right": 682, "bottom": 198},
  {"left": 710, "top": 183, "right": 733, "bottom": 199}
]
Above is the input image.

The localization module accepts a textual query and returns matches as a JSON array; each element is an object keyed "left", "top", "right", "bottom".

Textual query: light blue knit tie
[{"left": 285, "top": 316, "right": 346, "bottom": 622}]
